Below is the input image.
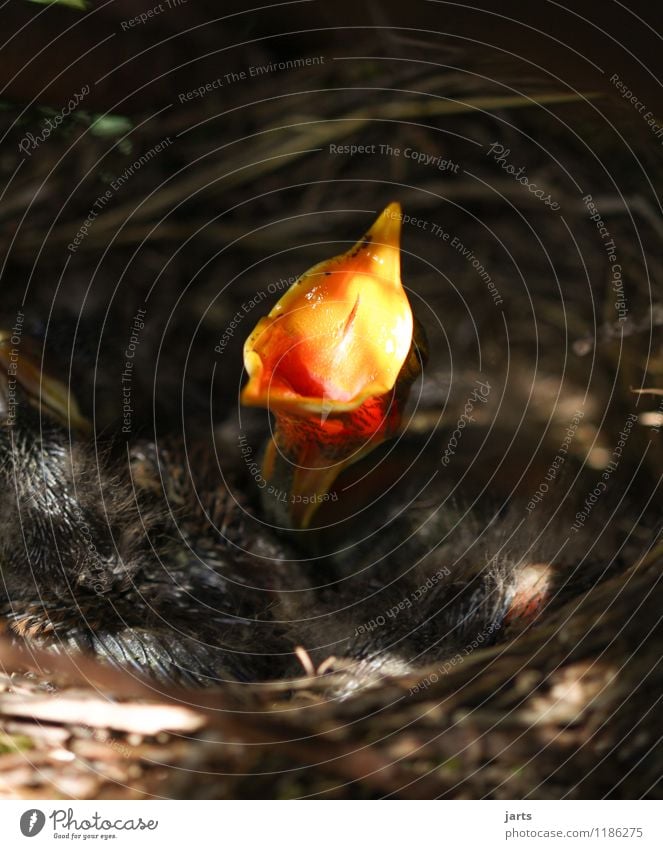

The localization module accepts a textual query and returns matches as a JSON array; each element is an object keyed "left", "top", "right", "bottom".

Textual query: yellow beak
[{"left": 241, "top": 202, "right": 423, "bottom": 528}]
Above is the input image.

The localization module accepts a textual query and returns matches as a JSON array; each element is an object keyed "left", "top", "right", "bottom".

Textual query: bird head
[{"left": 241, "top": 202, "right": 426, "bottom": 528}]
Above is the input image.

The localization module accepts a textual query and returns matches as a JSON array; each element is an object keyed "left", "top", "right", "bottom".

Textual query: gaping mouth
[
  {"left": 241, "top": 202, "right": 425, "bottom": 528},
  {"left": 0, "top": 333, "right": 89, "bottom": 433},
  {"left": 241, "top": 202, "right": 413, "bottom": 416}
]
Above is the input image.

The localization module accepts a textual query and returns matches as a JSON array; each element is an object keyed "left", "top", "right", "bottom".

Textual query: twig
[{"left": 0, "top": 694, "right": 204, "bottom": 735}]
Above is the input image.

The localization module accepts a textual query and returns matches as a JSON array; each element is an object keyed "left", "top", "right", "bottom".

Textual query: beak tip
[{"left": 368, "top": 202, "right": 403, "bottom": 252}]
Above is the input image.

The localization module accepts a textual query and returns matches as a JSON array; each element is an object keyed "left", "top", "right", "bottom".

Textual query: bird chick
[{"left": 0, "top": 335, "right": 308, "bottom": 686}]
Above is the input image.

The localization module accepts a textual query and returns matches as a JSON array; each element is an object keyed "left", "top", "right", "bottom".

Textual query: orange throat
[{"left": 241, "top": 202, "right": 425, "bottom": 528}]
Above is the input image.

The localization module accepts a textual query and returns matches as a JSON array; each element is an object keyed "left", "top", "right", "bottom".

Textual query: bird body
[
  {"left": 0, "top": 356, "right": 534, "bottom": 694},
  {"left": 0, "top": 207, "right": 631, "bottom": 699}
]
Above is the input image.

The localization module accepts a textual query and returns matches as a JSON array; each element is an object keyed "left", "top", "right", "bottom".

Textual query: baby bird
[
  {"left": 0, "top": 333, "right": 308, "bottom": 686},
  {"left": 0, "top": 206, "right": 615, "bottom": 696},
  {"left": 235, "top": 201, "right": 617, "bottom": 689}
]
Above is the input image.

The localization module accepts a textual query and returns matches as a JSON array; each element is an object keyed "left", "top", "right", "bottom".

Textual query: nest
[{"left": 0, "top": 4, "right": 661, "bottom": 799}]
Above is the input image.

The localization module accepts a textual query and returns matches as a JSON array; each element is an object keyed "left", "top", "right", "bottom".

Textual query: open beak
[
  {"left": 0, "top": 334, "right": 90, "bottom": 434},
  {"left": 241, "top": 202, "right": 425, "bottom": 527}
]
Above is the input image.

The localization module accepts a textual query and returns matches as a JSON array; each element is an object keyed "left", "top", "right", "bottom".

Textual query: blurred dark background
[
  {"left": 1, "top": 0, "right": 662, "bottom": 802},
  {"left": 0, "top": 0, "right": 661, "bottom": 501}
]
